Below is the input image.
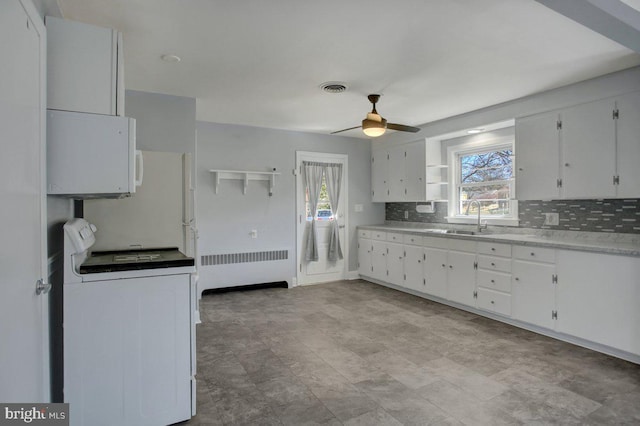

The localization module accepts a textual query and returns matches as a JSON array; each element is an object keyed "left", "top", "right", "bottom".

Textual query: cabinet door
[
  {"left": 403, "top": 245, "right": 424, "bottom": 291},
  {"left": 386, "top": 242, "right": 405, "bottom": 286},
  {"left": 358, "top": 238, "right": 373, "bottom": 277},
  {"left": 615, "top": 91, "right": 640, "bottom": 198},
  {"left": 387, "top": 145, "right": 406, "bottom": 201},
  {"left": 46, "top": 17, "right": 120, "bottom": 115},
  {"left": 370, "top": 240, "right": 387, "bottom": 281},
  {"left": 561, "top": 99, "right": 616, "bottom": 199},
  {"left": 512, "top": 260, "right": 556, "bottom": 330},
  {"left": 515, "top": 111, "right": 560, "bottom": 200},
  {"left": 447, "top": 250, "right": 476, "bottom": 306},
  {"left": 404, "top": 141, "right": 427, "bottom": 201},
  {"left": 371, "top": 149, "right": 388, "bottom": 202},
  {"left": 424, "top": 246, "right": 448, "bottom": 298},
  {"left": 556, "top": 250, "right": 640, "bottom": 355}
]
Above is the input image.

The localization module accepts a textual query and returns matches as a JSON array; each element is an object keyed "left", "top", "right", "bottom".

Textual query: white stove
[{"left": 62, "top": 218, "right": 197, "bottom": 426}]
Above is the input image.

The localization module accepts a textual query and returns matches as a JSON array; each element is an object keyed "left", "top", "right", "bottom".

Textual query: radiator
[{"left": 201, "top": 250, "right": 288, "bottom": 266}]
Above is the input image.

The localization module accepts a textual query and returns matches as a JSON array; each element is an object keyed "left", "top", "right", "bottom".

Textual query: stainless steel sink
[{"left": 420, "top": 228, "right": 476, "bottom": 235}]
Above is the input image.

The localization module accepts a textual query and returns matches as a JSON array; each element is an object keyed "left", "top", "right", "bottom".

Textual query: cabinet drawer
[
  {"left": 477, "top": 288, "right": 511, "bottom": 317},
  {"left": 358, "top": 230, "right": 371, "bottom": 239},
  {"left": 448, "top": 239, "right": 477, "bottom": 253},
  {"left": 371, "top": 231, "right": 387, "bottom": 241},
  {"left": 423, "top": 236, "right": 448, "bottom": 250},
  {"left": 513, "top": 245, "right": 555, "bottom": 263},
  {"left": 477, "top": 255, "right": 511, "bottom": 273},
  {"left": 404, "top": 234, "right": 423, "bottom": 246},
  {"left": 477, "top": 270, "right": 511, "bottom": 293},
  {"left": 387, "top": 232, "right": 403, "bottom": 242},
  {"left": 477, "top": 242, "right": 511, "bottom": 257}
]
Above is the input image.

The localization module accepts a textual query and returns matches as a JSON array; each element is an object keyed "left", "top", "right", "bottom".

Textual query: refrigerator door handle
[{"left": 135, "top": 150, "right": 144, "bottom": 187}]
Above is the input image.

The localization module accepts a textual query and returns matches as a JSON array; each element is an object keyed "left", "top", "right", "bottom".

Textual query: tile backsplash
[{"left": 386, "top": 199, "right": 640, "bottom": 234}]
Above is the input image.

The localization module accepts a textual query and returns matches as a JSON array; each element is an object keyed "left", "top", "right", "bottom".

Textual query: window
[
  {"left": 305, "top": 176, "right": 333, "bottom": 221},
  {"left": 447, "top": 132, "right": 517, "bottom": 225}
]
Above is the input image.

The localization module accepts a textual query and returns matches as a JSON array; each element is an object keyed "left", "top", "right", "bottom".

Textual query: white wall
[
  {"left": 196, "top": 122, "right": 383, "bottom": 291},
  {"left": 376, "top": 66, "right": 640, "bottom": 148}
]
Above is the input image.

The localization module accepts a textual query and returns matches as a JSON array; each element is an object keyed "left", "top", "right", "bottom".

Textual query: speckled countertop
[{"left": 358, "top": 222, "right": 640, "bottom": 257}]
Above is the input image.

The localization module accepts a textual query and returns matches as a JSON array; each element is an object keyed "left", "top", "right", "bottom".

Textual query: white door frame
[{"left": 295, "top": 151, "right": 348, "bottom": 286}]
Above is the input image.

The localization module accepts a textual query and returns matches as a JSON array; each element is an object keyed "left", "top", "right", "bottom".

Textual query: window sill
[{"left": 445, "top": 216, "right": 520, "bottom": 227}]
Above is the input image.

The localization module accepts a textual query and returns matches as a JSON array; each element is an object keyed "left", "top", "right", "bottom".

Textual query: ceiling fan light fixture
[{"left": 362, "top": 117, "right": 387, "bottom": 137}]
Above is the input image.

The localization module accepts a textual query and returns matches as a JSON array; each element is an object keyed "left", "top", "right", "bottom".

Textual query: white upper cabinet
[
  {"left": 515, "top": 92, "right": 639, "bottom": 200},
  {"left": 371, "top": 148, "right": 389, "bottom": 202},
  {"left": 561, "top": 98, "right": 616, "bottom": 199},
  {"left": 615, "top": 91, "right": 640, "bottom": 198},
  {"left": 46, "top": 16, "right": 124, "bottom": 116},
  {"left": 370, "top": 139, "right": 443, "bottom": 202},
  {"left": 515, "top": 111, "right": 561, "bottom": 200}
]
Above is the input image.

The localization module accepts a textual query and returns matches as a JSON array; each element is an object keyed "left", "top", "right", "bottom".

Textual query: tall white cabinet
[
  {"left": 515, "top": 92, "right": 640, "bottom": 200},
  {"left": 46, "top": 16, "right": 124, "bottom": 116}
]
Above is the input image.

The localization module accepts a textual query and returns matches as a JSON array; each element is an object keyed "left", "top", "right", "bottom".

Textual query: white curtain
[
  {"left": 303, "top": 161, "right": 324, "bottom": 262},
  {"left": 324, "top": 163, "right": 343, "bottom": 261}
]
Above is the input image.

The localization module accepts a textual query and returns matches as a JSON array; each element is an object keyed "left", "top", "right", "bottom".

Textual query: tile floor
[{"left": 186, "top": 280, "right": 640, "bottom": 425}]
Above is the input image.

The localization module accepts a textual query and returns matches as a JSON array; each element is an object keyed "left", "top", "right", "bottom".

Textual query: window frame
[{"left": 446, "top": 134, "right": 518, "bottom": 226}]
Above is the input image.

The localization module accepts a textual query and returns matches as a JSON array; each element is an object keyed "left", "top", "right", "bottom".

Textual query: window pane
[
  {"left": 460, "top": 183, "right": 511, "bottom": 216},
  {"left": 305, "top": 176, "right": 333, "bottom": 221},
  {"left": 460, "top": 149, "right": 513, "bottom": 183}
]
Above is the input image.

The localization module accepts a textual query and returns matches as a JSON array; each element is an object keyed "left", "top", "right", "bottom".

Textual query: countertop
[{"left": 358, "top": 223, "right": 640, "bottom": 257}]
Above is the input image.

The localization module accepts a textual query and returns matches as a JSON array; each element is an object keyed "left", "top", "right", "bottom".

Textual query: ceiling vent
[{"left": 320, "top": 82, "right": 348, "bottom": 93}]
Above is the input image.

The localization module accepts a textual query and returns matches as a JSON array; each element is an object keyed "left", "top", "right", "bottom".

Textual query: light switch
[{"left": 250, "top": 230, "right": 258, "bottom": 238}]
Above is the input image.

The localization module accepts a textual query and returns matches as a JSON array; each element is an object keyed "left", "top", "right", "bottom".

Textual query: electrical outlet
[
  {"left": 250, "top": 229, "right": 258, "bottom": 238},
  {"left": 543, "top": 213, "right": 559, "bottom": 226},
  {"left": 404, "top": 211, "right": 409, "bottom": 219}
]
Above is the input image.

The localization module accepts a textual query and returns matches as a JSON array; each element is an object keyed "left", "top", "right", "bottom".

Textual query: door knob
[{"left": 36, "top": 278, "right": 51, "bottom": 295}]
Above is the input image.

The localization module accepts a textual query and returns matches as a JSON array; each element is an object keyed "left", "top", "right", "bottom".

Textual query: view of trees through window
[
  {"left": 458, "top": 148, "right": 513, "bottom": 216},
  {"left": 305, "top": 176, "right": 332, "bottom": 220}
]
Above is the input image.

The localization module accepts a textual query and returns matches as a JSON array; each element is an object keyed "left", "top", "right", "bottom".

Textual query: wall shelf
[{"left": 209, "top": 169, "right": 281, "bottom": 195}]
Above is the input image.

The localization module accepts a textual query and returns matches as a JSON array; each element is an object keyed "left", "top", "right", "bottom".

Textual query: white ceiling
[{"left": 57, "top": 0, "right": 640, "bottom": 138}]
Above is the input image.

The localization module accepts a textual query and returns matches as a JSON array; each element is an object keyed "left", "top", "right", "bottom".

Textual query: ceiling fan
[{"left": 331, "top": 94, "right": 421, "bottom": 137}]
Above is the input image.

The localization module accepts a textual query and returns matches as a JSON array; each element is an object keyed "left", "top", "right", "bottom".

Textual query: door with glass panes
[{"left": 296, "top": 152, "right": 348, "bottom": 285}]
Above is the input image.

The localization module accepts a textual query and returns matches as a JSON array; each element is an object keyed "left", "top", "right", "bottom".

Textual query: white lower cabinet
[
  {"left": 512, "top": 246, "right": 557, "bottom": 330},
  {"left": 446, "top": 248, "right": 477, "bottom": 307},
  {"left": 357, "top": 232, "right": 373, "bottom": 277},
  {"left": 423, "top": 245, "right": 448, "bottom": 298},
  {"left": 357, "top": 229, "right": 640, "bottom": 361},
  {"left": 370, "top": 239, "right": 387, "bottom": 281},
  {"left": 556, "top": 250, "right": 640, "bottom": 356},
  {"left": 404, "top": 243, "right": 424, "bottom": 292},
  {"left": 386, "top": 241, "right": 405, "bottom": 286},
  {"left": 475, "top": 242, "right": 512, "bottom": 316}
]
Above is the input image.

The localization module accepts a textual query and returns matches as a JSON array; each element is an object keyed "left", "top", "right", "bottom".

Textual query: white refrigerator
[{"left": 83, "top": 150, "right": 196, "bottom": 257}]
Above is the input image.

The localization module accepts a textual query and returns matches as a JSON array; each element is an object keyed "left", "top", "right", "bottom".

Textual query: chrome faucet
[{"left": 465, "top": 200, "right": 488, "bottom": 233}]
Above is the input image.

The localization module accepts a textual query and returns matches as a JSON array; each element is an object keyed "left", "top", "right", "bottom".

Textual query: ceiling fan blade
[
  {"left": 387, "top": 123, "right": 421, "bottom": 133},
  {"left": 330, "top": 125, "right": 361, "bottom": 135}
]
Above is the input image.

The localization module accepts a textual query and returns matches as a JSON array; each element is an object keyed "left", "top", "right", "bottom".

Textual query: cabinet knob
[
  {"left": 530, "top": 252, "right": 535, "bottom": 256},
  {"left": 491, "top": 247, "right": 495, "bottom": 251},
  {"left": 449, "top": 265, "right": 453, "bottom": 269},
  {"left": 442, "top": 264, "right": 446, "bottom": 268},
  {"left": 491, "top": 300, "right": 495, "bottom": 304},
  {"left": 491, "top": 279, "right": 495, "bottom": 283},
  {"left": 518, "top": 167, "right": 524, "bottom": 171},
  {"left": 565, "top": 163, "right": 570, "bottom": 167},
  {"left": 491, "top": 262, "right": 496, "bottom": 266},
  {"left": 515, "top": 277, "right": 520, "bottom": 281}
]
